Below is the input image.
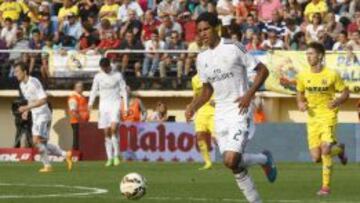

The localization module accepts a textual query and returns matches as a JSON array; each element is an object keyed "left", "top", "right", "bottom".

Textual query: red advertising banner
[{"left": 79, "top": 122, "right": 216, "bottom": 162}]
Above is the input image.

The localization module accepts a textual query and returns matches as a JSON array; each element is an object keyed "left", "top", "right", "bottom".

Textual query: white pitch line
[{"left": 0, "top": 183, "right": 108, "bottom": 199}]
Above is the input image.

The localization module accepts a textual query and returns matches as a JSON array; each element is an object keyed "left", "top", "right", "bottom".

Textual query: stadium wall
[{"left": 0, "top": 90, "right": 359, "bottom": 149}]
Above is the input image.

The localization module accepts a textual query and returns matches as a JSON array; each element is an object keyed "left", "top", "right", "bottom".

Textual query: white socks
[
  {"left": 240, "top": 153, "right": 267, "bottom": 168},
  {"left": 37, "top": 143, "right": 50, "bottom": 167},
  {"left": 105, "top": 137, "right": 113, "bottom": 160},
  {"left": 111, "top": 136, "right": 120, "bottom": 157},
  {"left": 47, "top": 143, "right": 66, "bottom": 157},
  {"left": 234, "top": 170, "right": 262, "bottom": 203}
]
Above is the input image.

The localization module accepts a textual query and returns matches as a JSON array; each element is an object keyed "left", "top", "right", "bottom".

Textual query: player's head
[
  {"left": 74, "top": 81, "right": 84, "bottom": 94},
  {"left": 306, "top": 42, "right": 325, "bottom": 67},
  {"left": 99, "top": 57, "right": 111, "bottom": 73},
  {"left": 14, "top": 62, "right": 29, "bottom": 82},
  {"left": 196, "top": 12, "right": 220, "bottom": 47}
]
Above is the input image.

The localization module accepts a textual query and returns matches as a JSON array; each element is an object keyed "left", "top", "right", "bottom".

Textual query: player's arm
[
  {"left": 329, "top": 72, "right": 350, "bottom": 109},
  {"left": 296, "top": 91, "right": 308, "bottom": 112},
  {"left": 185, "top": 83, "right": 213, "bottom": 122},
  {"left": 119, "top": 74, "right": 128, "bottom": 112},
  {"left": 88, "top": 75, "right": 99, "bottom": 110}
]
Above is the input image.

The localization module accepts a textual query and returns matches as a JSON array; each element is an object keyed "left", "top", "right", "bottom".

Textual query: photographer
[{"left": 12, "top": 96, "right": 32, "bottom": 148}]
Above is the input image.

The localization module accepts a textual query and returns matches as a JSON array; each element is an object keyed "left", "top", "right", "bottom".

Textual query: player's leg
[
  {"left": 33, "top": 135, "right": 52, "bottom": 172},
  {"left": 110, "top": 122, "right": 121, "bottom": 166},
  {"left": 195, "top": 114, "right": 212, "bottom": 170},
  {"left": 100, "top": 111, "right": 114, "bottom": 167}
]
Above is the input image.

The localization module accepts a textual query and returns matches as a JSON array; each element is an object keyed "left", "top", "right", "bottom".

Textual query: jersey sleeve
[
  {"left": 195, "top": 55, "right": 208, "bottom": 83},
  {"left": 32, "top": 78, "right": 47, "bottom": 100},
  {"left": 235, "top": 42, "right": 260, "bottom": 71},
  {"left": 296, "top": 73, "right": 305, "bottom": 92},
  {"left": 334, "top": 71, "right": 346, "bottom": 92}
]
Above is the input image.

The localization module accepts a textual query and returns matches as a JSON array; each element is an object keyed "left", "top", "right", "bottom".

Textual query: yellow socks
[
  {"left": 321, "top": 154, "right": 332, "bottom": 188},
  {"left": 198, "top": 139, "right": 211, "bottom": 166}
]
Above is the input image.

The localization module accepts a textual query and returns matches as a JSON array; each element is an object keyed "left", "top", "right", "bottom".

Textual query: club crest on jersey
[{"left": 322, "top": 79, "right": 327, "bottom": 85}]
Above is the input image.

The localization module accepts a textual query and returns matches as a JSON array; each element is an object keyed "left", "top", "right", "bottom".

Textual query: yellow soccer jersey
[
  {"left": 58, "top": 5, "right": 79, "bottom": 22},
  {"left": 296, "top": 67, "right": 346, "bottom": 123},
  {"left": 192, "top": 74, "right": 215, "bottom": 116},
  {"left": 99, "top": 4, "right": 119, "bottom": 25},
  {"left": 0, "top": 2, "right": 22, "bottom": 21}
]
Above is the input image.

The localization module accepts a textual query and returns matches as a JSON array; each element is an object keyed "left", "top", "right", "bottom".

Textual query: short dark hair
[
  {"left": 15, "top": 62, "right": 29, "bottom": 74},
  {"left": 4, "top": 17, "right": 12, "bottom": 23},
  {"left": 307, "top": 42, "right": 325, "bottom": 56},
  {"left": 196, "top": 12, "right": 220, "bottom": 27},
  {"left": 99, "top": 57, "right": 110, "bottom": 68}
]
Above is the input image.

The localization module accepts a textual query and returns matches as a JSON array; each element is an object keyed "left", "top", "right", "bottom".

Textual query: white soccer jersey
[
  {"left": 19, "top": 76, "right": 51, "bottom": 121},
  {"left": 196, "top": 38, "right": 260, "bottom": 120},
  {"left": 88, "top": 70, "right": 128, "bottom": 112}
]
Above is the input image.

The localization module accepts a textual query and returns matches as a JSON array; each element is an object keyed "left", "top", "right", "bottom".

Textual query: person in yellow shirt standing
[
  {"left": 99, "top": 0, "right": 119, "bottom": 26},
  {"left": 304, "top": 0, "right": 328, "bottom": 22},
  {"left": 296, "top": 42, "right": 349, "bottom": 196},
  {"left": 191, "top": 73, "right": 215, "bottom": 170},
  {"left": 0, "top": 0, "right": 25, "bottom": 22}
]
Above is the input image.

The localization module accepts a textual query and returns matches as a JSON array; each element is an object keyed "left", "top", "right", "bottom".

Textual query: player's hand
[
  {"left": 18, "top": 106, "right": 29, "bottom": 113},
  {"left": 297, "top": 101, "right": 308, "bottom": 112},
  {"left": 234, "top": 95, "right": 251, "bottom": 115},
  {"left": 328, "top": 100, "right": 339, "bottom": 109},
  {"left": 185, "top": 105, "right": 195, "bottom": 122}
]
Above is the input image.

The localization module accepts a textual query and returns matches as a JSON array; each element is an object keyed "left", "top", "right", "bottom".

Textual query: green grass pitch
[{"left": 0, "top": 162, "right": 359, "bottom": 203}]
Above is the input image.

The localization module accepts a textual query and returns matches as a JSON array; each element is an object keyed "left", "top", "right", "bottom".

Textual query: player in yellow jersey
[
  {"left": 191, "top": 73, "right": 215, "bottom": 170},
  {"left": 296, "top": 42, "right": 349, "bottom": 196}
]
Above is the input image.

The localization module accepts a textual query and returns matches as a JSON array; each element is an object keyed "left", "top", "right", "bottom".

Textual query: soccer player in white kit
[
  {"left": 185, "top": 12, "right": 277, "bottom": 203},
  {"left": 14, "top": 63, "right": 73, "bottom": 173},
  {"left": 88, "top": 58, "right": 128, "bottom": 167}
]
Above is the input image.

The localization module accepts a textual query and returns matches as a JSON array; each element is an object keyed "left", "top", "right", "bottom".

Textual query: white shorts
[
  {"left": 32, "top": 119, "right": 51, "bottom": 140},
  {"left": 215, "top": 116, "right": 255, "bottom": 155},
  {"left": 98, "top": 108, "right": 120, "bottom": 129}
]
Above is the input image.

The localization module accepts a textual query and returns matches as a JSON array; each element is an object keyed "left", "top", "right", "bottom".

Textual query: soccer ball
[{"left": 120, "top": 172, "right": 147, "bottom": 200}]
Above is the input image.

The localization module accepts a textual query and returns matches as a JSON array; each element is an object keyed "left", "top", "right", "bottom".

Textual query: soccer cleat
[
  {"left": 198, "top": 162, "right": 212, "bottom": 170},
  {"left": 39, "top": 166, "right": 53, "bottom": 173},
  {"left": 338, "top": 143, "right": 348, "bottom": 166},
  {"left": 261, "top": 150, "right": 277, "bottom": 183},
  {"left": 317, "top": 187, "right": 330, "bottom": 196},
  {"left": 65, "top": 151, "right": 73, "bottom": 171},
  {"left": 113, "top": 157, "right": 121, "bottom": 166},
  {"left": 105, "top": 159, "right": 113, "bottom": 167}
]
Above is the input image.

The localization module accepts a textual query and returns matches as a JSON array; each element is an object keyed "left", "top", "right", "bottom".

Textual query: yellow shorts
[
  {"left": 307, "top": 121, "right": 337, "bottom": 149},
  {"left": 194, "top": 113, "right": 215, "bottom": 136}
]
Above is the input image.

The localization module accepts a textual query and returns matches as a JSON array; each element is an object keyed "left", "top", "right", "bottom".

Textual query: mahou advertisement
[{"left": 79, "top": 122, "right": 216, "bottom": 162}]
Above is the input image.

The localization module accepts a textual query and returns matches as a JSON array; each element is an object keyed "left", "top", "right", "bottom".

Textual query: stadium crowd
[{"left": 0, "top": 0, "right": 359, "bottom": 87}]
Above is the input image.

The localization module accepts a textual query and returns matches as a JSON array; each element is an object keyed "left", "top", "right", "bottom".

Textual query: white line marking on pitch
[{"left": 0, "top": 183, "right": 108, "bottom": 199}]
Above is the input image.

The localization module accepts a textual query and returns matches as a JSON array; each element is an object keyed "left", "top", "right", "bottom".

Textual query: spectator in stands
[
  {"left": 142, "top": 30, "right": 165, "bottom": 77},
  {"left": 38, "top": 14, "right": 58, "bottom": 40},
  {"left": 119, "top": 30, "right": 144, "bottom": 76},
  {"left": 181, "top": 12, "right": 197, "bottom": 43},
  {"left": 304, "top": 0, "right": 328, "bottom": 22},
  {"left": 157, "top": 0, "right": 180, "bottom": 18},
  {"left": 185, "top": 35, "right": 203, "bottom": 76},
  {"left": 263, "top": 10, "right": 287, "bottom": 38},
  {"left": 58, "top": 0, "right": 79, "bottom": 23},
  {"left": 118, "top": 0, "right": 144, "bottom": 24},
  {"left": 10, "top": 29, "right": 28, "bottom": 62},
  {"left": 159, "top": 30, "right": 186, "bottom": 87},
  {"left": 284, "top": 18, "right": 300, "bottom": 49},
  {"left": 99, "top": 0, "right": 119, "bottom": 26},
  {"left": 333, "top": 31, "right": 349, "bottom": 51},
  {"left": 79, "top": 21, "right": 100, "bottom": 51},
  {"left": 119, "top": 9, "right": 142, "bottom": 40},
  {"left": 283, "top": 0, "right": 302, "bottom": 22},
  {"left": 305, "top": 12, "right": 324, "bottom": 43},
  {"left": 96, "top": 18, "right": 120, "bottom": 55},
  {"left": 240, "top": 14, "right": 260, "bottom": 34},
  {"left": 120, "top": 86, "right": 147, "bottom": 122},
  {"left": 242, "top": 28, "right": 254, "bottom": 45},
  {"left": 28, "top": 29, "right": 43, "bottom": 74},
  {"left": 290, "top": 31, "right": 307, "bottom": 50},
  {"left": 257, "top": 0, "right": 283, "bottom": 22},
  {"left": 78, "top": 0, "right": 99, "bottom": 22},
  {"left": 349, "top": 0, "right": 360, "bottom": 19},
  {"left": 41, "top": 36, "right": 53, "bottom": 82},
  {"left": 347, "top": 11, "right": 360, "bottom": 34},
  {"left": 325, "top": 12, "right": 343, "bottom": 40},
  {"left": 68, "top": 81, "right": 89, "bottom": 151},
  {"left": 246, "top": 34, "right": 262, "bottom": 51},
  {"left": 347, "top": 30, "right": 360, "bottom": 51},
  {"left": 158, "top": 14, "right": 182, "bottom": 43},
  {"left": 148, "top": 101, "right": 168, "bottom": 122},
  {"left": 235, "top": 0, "right": 256, "bottom": 23},
  {"left": 261, "top": 29, "right": 285, "bottom": 50},
  {"left": 317, "top": 29, "right": 335, "bottom": 50},
  {"left": 0, "top": 0, "right": 27, "bottom": 22},
  {"left": 0, "top": 17, "right": 17, "bottom": 48},
  {"left": 216, "top": 0, "right": 236, "bottom": 37},
  {"left": 141, "top": 10, "right": 161, "bottom": 43},
  {"left": 345, "top": 44, "right": 360, "bottom": 65},
  {"left": 193, "top": 0, "right": 209, "bottom": 20},
  {"left": 59, "top": 13, "right": 83, "bottom": 41}
]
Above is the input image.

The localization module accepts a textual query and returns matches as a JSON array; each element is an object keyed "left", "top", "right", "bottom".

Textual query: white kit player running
[
  {"left": 15, "top": 63, "right": 72, "bottom": 173},
  {"left": 88, "top": 58, "right": 128, "bottom": 167},
  {"left": 185, "top": 13, "right": 277, "bottom": 203}
]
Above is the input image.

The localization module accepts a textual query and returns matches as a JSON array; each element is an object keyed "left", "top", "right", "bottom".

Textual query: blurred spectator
[
  {"left": 284, "top": 18, "right": 300, "bottom": 49},
  {"left": 58, "top": 0, "right": 79, "bottom": 23},
  {"left": 157, "top": 0, "right": 181, "bottom": 18},
  {"left": 246, "top": 34, "right": 262, "bottom": 51},
  {"left": 347, "top": 30, "right": 360, "bottom": 51},
  {"left": 10, "top": 29, "right": 28, "bottom": 62},
  {"left": 28, "top": 29, "right": 43, "bottom": 74},
  {"left": 240, "top": 14, "right": 260, "bottom": 34},
  {"left": 261, "top": 29, "right": 285, "bottom": 50},
  {"left": 305, "top": 12, "right": 324, "bottom": 43},
  {"left": 283, "top": 0, "right": 302, "bottom": 22},
  {"left": 120, "top": 86, "right": 147, "bottom": 122},
  {"left": 96, "top": 18, "right": 120, "bottom": 54},
  {"left": 59, "top": 13, "right": 83, "bottom": 41},
  {"left": 99, "top": 0, "right": 119, "bottom": 25},
  {"left": 349, "top": 0, "right": 360, "bottom": 19},
  {"left": 159, "top": 30, "right": 186, "bottom": 87},
  {"left": 347, "top": 11, "right": 360, "bottom": 34},
  {"left": 235, "top": 0, "right": 257, "bottom": 23},
  {"left": 0, "top": 17, "right": 17, "bottom": 48},
  {"left": 38, "top": 14, "right": 58, "bottom": 40},
  {"left": 119, "top": 30, "right": 144, "bottom": 76},
  {"left": 41, "top": 36, "right": 53, "bottom": 81},
  {"left": 304, "top": 0, "right": 328, "bottom": 22},
  {"left": 142, "top": 30, "right": 165, "bottom": 77},
  {"left": 290, "top": 31, "right": 307, "bottom": 50},
  {"left": 68, "top": 81, "right": 89, "bottom": 151},
  {"left": 185, "top": 35, "right": 203, "bottom": 76},
  {"left": 325, "top": 12, "right": 343, "bottom": 40},
  {"left": 257, "top": 0, "right": 283, "bottom": 22},
  {"left": 141, "top": 10, "right": 160, "bottom": 43},
  {"left": 263, "top": 11, "right": 287, "bottom": 38},
  {"left": 148, "top": 101, "right": 168, "bottom": 122},
  {"left": 158, "top": 14, "right": 182, "bottom": 43},
  {"left": 119, "top": 9, "right": 142, "bottom": 40},
  {"left": 345, "top": 44, "right": 360, "bottom": 65},
  {"left": 79, "top": 21, "right": 100, "bottom": 51},
  {"left": 78, "top": 0, "right": 99, "bottom": 22},
  {"left": 0, "top": 0, "right": 27, "bottom": 22},
  {"left": 242, "top": 28, "right": 254, "bottom": 45},
  {"left": 332, "top": 31, "right": 348, "bottom": 51},
  {"left": 317, "top": 29, "right": 335, "bottom": 50},
  {"left": 193, "top": 0, "right": 209, "bottom": 20},
  {"left": 216, "top": 0, "right": 237, "bottom": 36},
  {"left": 181, "top": 12, "right": 197, "bottom": 43},
  {"left": 118, "top": 0, "right": 144, "bottom": 24}
]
